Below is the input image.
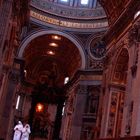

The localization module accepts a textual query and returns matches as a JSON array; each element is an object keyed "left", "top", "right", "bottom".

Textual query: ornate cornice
[
  {"left": 65, "top": 70, "right": 103, "bottom": 90},
  {"left": 108, "top": 83, "right": 126, "bottom": 91}
]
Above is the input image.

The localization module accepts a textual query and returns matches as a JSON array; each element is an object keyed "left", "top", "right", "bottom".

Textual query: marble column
[
  {"left": 0, "top": 0, "right": 13, "bottom": 72},
  {"left": 0, "top": 69, "right": 20, "bottom": 140},
  {"left": 131, "top": 43, "right": 140, "bottom": 136},
  {"left": 125, "top": 18, "right": 140, "bottom": 136},
  {"left": 71, "top": 85, "right": 87, "bottom": 140},
  {"left": 53, "top": 100, "right": 64, "bottom": 140}
]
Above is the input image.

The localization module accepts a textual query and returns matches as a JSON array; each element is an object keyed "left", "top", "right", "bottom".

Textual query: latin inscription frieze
[{"left": 30, "top": 11, "right": 108, "bottom": 29}]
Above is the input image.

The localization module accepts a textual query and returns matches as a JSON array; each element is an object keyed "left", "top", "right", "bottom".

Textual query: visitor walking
[
  {"left": 13, "top": 121, "right": 23, "bottom": 140},
  {"left": 21, "top": 124, "right": 31, "bottom": 140}
]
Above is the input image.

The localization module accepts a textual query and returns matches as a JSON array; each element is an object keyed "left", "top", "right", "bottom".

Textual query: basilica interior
[{"left": 0, "top": 0, "right": 140, "bottom": 140}]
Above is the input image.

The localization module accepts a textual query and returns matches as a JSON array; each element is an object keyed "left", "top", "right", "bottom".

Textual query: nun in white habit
[
  {"left": 21, "top": 124, "right": 31, "bottom": 140},
  {"left": 13, "top": 121, "right": 23, "bottom": 140}
]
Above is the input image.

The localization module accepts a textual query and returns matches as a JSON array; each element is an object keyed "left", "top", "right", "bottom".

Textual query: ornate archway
[{"left": 18, "top": 29, "right": 86, "bottom": 69}]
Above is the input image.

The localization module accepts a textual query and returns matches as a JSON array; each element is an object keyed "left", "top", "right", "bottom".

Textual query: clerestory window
[
  {"left": 60, "top": 0, "right": 69, "bottom": 2},
  {"left": 80, "top": 0, "right": 89, "bottom": 5}
]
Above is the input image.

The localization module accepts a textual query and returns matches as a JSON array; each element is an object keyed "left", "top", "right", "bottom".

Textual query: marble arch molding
[
  {"left": 111, "top": 48, "right": 129, "bottom": 84},
  {"left": 17, "top": 29, "right": 86, "bottom": 84}
]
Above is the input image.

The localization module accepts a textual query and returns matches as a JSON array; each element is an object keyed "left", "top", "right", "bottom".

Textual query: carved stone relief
[
  {"left": 89, "top": 41, "right": 106, "bottom": 60},
  {"left": 88, "top": 59, "right": 104, "bottom": 70},
  {"left": 87, "top": 36, "right": 106, "bottom": 70},
  {"left": 107, "top": 92, "right": 119, "bottom": 137},
  {"left": 107, "top": 91, "right": 124, "bottom": 138},
  {"left": 77, "top": 85, "right": 88, "bottom": 94},
  {"left": 125, "top": 101, "right": 133, "bottom": 135}
]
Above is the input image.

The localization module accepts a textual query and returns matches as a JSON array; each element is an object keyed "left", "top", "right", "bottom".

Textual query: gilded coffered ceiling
[{"left": 99, "top": 0, "right": 140, "bottom": 25}]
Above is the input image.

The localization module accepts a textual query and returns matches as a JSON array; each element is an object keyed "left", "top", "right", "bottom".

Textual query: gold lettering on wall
[{"left": 30, "top": 11, "right": 108, "bottom": 29}]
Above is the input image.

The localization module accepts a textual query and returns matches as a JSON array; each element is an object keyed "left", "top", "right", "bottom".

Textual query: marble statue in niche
[
  {"left": 86, "top": 87, "right": 100, "bottom": 115},
  {"left": 89, "top": 95, "right": 99, "bottom": 114}
]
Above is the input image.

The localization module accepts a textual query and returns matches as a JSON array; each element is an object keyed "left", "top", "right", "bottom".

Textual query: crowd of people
[{"left": 13, "top": 121, "right": 31, "bottom": 140}]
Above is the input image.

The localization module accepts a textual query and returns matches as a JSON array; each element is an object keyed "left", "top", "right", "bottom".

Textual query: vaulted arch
[
  {"left": 18, "top": 29, "right": 86, "bottom": 85},
  {"left": 112, "top": 48, "right": 129, "bottom": 85}
]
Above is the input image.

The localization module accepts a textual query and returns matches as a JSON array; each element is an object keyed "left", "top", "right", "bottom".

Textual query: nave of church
[{"left": 0, "top": 0, "right": 140, "bottom": 140}]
